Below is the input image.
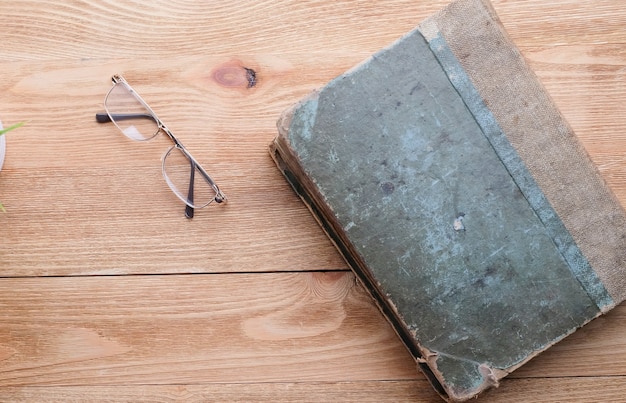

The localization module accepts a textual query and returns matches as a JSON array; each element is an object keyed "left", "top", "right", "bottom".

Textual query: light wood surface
[{"left": 0, "top": 1, "right": 625, "bottom": 401}]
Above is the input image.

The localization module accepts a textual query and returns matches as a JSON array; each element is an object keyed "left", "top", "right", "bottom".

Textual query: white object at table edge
[{"left": 0, "top": 119, "right": 5, "bottom": 172}]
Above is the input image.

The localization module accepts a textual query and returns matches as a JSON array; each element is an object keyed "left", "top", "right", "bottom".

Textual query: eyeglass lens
[
  {"left": 163, "top": 146, "right": 221, "bottom": 209},
  {"left": 105, "top": 83, "right": 159, "bottom": 141}
]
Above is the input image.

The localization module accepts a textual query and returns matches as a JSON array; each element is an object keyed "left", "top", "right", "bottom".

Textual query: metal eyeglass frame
[{"left": 96, "top": 74, "right": 226, "bottom": 219}]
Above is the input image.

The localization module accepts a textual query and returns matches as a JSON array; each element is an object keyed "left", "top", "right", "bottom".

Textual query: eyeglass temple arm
[
  {"left": 185, "top": 160, "right": 196, "bottom": 219},
  {"left": 184, "top": 163, "right": 227, "bottom": 219},
  {"left": 95, "top": 113, "right": 156, "bottom": 123}
]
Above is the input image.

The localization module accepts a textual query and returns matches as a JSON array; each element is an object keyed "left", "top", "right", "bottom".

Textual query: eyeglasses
[{"left": 96, "top": 74, "right": 226, "bottom": 219}]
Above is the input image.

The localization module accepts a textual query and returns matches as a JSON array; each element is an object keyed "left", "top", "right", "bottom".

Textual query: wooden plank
[
  {"left": 0, "top": 48, "right": 374, "bottom": 276},
  {"left": 0, "top": 58, "right": 347, "bottom": 275},
  {"left": 0, "top": 1, "right": 623, "bottom": 61},
  {"left": 494, "top": 1, "right": 626, "bottom": 47},
  {"left": 0, "top": 381, "right": 440, "bottom": 403},
  {"left": 0, "top": 1, "right": 449, "bottom": 61},
  {"left": 1, "top": 273, "right": 626, "bottom": 387},
  {"left": 2, "top": 377, "right": 626, "bottom": 403},
  {"left": 0, "top": 272, "right": 418, "bottom": 386}
]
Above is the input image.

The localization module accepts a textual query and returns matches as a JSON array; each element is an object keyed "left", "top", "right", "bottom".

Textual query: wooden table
[{"left": 0, "top": 1, "right": 624, "bottom": 401}]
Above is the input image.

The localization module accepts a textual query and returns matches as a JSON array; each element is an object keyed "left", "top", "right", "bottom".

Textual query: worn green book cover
[{"left": 270, "top": 0, "right": 626, "bottom": 400}]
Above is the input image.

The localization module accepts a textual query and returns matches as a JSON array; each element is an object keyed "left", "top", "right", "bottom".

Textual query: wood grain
[
  {"left": 0, "top": 272, "right": 417, "bottom": 386},
  {"left": 3, "top": 377, "right": 626, "bottom": 403},
  {"left": 0, "top": 272, "right": 625, "bottom": 402},
  {"left": 0, "top": 0, "right": 625, "bottom": 401}
]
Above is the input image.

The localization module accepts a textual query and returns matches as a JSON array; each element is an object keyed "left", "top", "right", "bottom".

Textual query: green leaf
[{"left": 0, "top": 121, "right": 25, "bottom": 136}]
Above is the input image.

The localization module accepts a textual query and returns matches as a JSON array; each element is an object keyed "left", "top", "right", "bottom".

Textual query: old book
[{"left": 269, "top": 0, "right": 626, "bottom": 400}]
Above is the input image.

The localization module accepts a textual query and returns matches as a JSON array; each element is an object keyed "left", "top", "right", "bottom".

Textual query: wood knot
[
  {"left": 241, "top": 272, "right": 353, "bottom": 341},
  {"left": 305, "top": 271, "right": 355, "bottom": 302},
  {"left": 211, "top": 63, "right": 257, "bottom": 89}
]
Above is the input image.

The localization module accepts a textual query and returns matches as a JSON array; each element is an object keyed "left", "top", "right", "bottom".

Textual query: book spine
[{"left": 419, "top": 0, "right": 619, "bottom": 310}]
